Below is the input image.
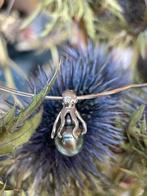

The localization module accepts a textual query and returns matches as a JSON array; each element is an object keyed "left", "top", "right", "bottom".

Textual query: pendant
[
  {"left": 51, "top": 90, "right": 87, "bottom": 156},
  {"left": 55, "top": 115, "right": 84, "bottom": 156}
]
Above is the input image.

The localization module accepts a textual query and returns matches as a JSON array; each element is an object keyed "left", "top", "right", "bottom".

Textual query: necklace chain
[{"left": 0, "top": 83, "right": 147, "bottom": 101}]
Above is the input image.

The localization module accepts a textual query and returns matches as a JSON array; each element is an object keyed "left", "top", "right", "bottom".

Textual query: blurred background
[
  {"left": 0, "top": 0, "right": 146, "bottom": 89},
  {"left": 0, "top": 0, "right": 147, "bottom": 195}
]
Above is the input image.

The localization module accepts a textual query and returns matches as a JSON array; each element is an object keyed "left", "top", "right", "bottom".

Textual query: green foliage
[
  {"left": 113, "top": 105, "right": 147, "bottom": 195},
  {"left": 0, "top": 110, "right": 42, "bottom": 154},
  {"left": 0, "top": 67, "right": 57, "bottom": 155}
]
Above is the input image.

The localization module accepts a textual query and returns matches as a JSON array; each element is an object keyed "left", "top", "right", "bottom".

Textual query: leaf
[
  {"left": 20, "top": 0, "right": 54, "bottom": 30},
  {"left": 126, "top": 105, "right": 147, "bottom": 159},
  {"left": 0, "top": 65, "right": 58, "bottom": 190},
  {"left": 140, "top": 114, "right": 147, "bottom": 146},
  {"left": 0, "top": 107, "right": 16, "bottom": 132},
  {"left": 0, "top": 181, "right": 13, "bottom": 191},
  {"left": 83, "top": 3, "right": 95, "bottom": 39},
  {"left": 137, "top": 31, "right": 147, "bottom": 59},
  {"left": 100, "top": 0, "right": 125, "bottom": 22},
  {"left": 127, "top": 105, "right": 145, "bottom": 137},
  {"left": 10, "top": 65, "right": 58, "bottom": 130},
  {"left": 20, "top": 4, "right": 42, "bottom": 30},
  {"left": 0, "top": 66, "right": 58, "bottom": 155},
  {"left": 104, "top": 0, "right": 123, "bottom": 13},
  {"left": 120, "top": 168, "right": 138, "bottom": 178},
  {"left": 0, "top": 37, "right": 9, "bottom": 66},
  {"left": 0, "top": 110, "right": 42, "bottom": 155}
]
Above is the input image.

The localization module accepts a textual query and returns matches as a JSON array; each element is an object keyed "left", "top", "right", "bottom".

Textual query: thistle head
[{"left": 3, "top": 44, "right": 137, "bottom": 195}]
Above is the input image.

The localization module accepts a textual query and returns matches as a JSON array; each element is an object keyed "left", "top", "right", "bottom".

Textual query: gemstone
[{"left": 55, "top": 127, "right": 83, "bottom": 156}]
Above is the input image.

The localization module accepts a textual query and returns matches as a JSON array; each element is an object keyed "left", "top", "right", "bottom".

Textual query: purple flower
[{"left": 6, "top": 44, "right": 143, "bottom": 194}]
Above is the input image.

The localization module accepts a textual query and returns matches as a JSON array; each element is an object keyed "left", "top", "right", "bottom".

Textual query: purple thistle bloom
[{"left": 6, "top": 44, "right": 145, "bottom": 194}]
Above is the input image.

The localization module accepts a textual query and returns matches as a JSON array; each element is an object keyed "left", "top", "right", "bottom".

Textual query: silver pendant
[
  {"left": 55, "top": 115, "right": 84, "bottom": 156},
  {"left": 51, "top": 90, "right": 87, "bottom": 156}
]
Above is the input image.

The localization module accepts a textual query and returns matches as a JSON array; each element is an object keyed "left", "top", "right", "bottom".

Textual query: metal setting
[
  {"left": 54, "top": 114, "right": 84, "bottom": 156},
  {"left": 51, "top": 90, "right": 87, "bottom": 139}
]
